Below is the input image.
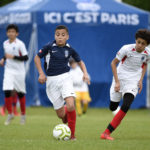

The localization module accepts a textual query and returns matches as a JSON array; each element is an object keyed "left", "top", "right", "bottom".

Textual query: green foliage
[
  {"left": 0, "top": 107, "right": 150, "bottom": 150},
  {"left": 0, "top": 0, "right": 16, "bottom": 7},
  {"left": 123, "top": 0, "right": 150, "bottom": 11}
]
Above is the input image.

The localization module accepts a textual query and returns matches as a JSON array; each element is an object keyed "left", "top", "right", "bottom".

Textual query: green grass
[{"left": 0, "top": 107, "right": 150, "bottom": 150}]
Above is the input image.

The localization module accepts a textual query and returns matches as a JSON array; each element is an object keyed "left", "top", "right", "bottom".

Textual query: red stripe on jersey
[
  {"left": 19, "top": 50, "right": 22, "bottom": 56},
  {"left": 121, "top": 56, "right": 127, "bottom": 64},
  {"left": 144, "top": 50, "right": 148, "bottom": 55},
  {"left": 132, "top": 48, "right": 136, "bottom": 51},
  {"left": 141, "top": 63, "right": 146, "bottom": 69}
]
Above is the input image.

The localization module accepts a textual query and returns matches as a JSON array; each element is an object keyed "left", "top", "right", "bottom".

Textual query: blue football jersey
[{"left": 37, "top": 41, "right": 81, "bottom": 76}]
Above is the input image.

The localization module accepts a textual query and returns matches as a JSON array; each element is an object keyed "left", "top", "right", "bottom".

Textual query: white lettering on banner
[
  {"left": 101, "top": 13, "right": 139, "bottom": 25},
  {"left": 63, "top": 13, "right": 74, "bottom": 23},
  {"left": 44, "top": 12, "right": 140, "bottom": 26},
  {"left": 0, "top": 13, "right": 31, "bottom": 24},
  {"left": 44, "top": 12, "right": 61, "bottom": 24}
]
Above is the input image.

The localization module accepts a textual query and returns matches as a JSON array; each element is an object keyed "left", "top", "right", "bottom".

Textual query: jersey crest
[{"left": 65, "top": 50, "right": 69, "bottom": 58}]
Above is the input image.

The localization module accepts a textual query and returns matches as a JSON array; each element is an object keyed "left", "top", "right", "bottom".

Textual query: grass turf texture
[{"left": 0, "top": 107, "right": 150, "bottom": 150}]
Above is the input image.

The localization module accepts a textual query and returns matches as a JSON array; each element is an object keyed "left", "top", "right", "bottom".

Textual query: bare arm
[
  {"left": 111, "top": 58, "right": 120, "bottom": 92},
  {"left": 0, "top": 58, "right": 5, "bottom": 66},
  {"left": 77, "top": 60, "right": 90, "bottom": 85},
  {"left": 138, "top": 64, "right": 147, "bottom": 94},
  {"left": 34, "top": 55, "right": 47, "bottom": 84}
]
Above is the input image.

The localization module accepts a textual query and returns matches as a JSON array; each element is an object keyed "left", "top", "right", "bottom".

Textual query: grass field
[{"left": 0, "top": 107, "right": 150, "bottom": 150}]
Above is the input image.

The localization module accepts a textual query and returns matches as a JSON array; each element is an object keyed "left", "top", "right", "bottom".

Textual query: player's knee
[
  {"left": 109, "top": 101, "right": 119, "bottom": 111},
  {"left": 67, "top": 103, "right": 75, "bottom": 111},
  {"left": 17, "top": 92, "right": 25, "bottom": 98},
  {"left": 121, "top": 93, "right": 134, "bottom": 113},
  {"left": 4, "top": 90, "right": 11, "bottom": 97}
]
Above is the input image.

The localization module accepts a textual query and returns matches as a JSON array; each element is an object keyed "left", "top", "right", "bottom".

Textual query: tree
[
  {"left": 123, "top": 0, "right": 150, "bottom": 11},
  {"left": 0, "top": 0, "right": 16, "bottom": 7}
]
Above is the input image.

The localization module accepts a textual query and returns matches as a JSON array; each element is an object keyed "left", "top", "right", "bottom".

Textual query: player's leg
[
  {"left": 101, "top": 81, "right": 122, "bottom": 140},
  {"left": 14, "top": 73, "right": 26, "bottom": 124},
  {"left": 82, "top": 92, "right": 91, "bottom": 114},
  {"left": 109, "top": 101, "right": 120, "bottom": 115},
  {"left": 0, "top": 104, "right": 6, "bottom": 116},
  {"left": 12, "top": 92, "right": 19, "bottom": 116},
  {"left": 75, "top": 92, "right": 82, "bottom": 116},
  {"left": 61, "top": 74, "right": 77, "bottom": 140},
  {"left": 101, "top": 93, "right": 134, "bottom": 140},
  {"left": 17, "top": 92, "right": 26, "bottom": 124},
  {"left": 3, "top": 72, "right": 14, "bottom": 124},
  {"left": 4, "top": 90, "right": 14, "bottom": 125},
  {"left": 65, "top": 96, "right": 76, "bottom": 140}
]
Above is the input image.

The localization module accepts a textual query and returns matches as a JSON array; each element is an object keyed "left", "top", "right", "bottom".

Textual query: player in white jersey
[
  {"left": 1, "top": 24, "right": 28, "bottom": 125},
  {"left": 70, "top": 59, "right": 91, "bottom": 116},
  {"left": 101, "top": 29, "right": 150, "bottom": 140}
]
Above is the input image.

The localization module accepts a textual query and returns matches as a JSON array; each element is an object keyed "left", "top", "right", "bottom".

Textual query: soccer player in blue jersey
[{"left": 34, "top": 25, "right": 90, "bottom": 140}]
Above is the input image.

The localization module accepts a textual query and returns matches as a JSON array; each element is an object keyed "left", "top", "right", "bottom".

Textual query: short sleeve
[
  {"left": 37, "top": 44, "right": 50, "bottom": 58},
  {"left": 71, "top": 48, "right": 81, "bottom": 62},
  {"left": 20, "top": 42, "right": 28, "bottom": 56},
  {"left": 116, "top": 45, "right": 128, "bottom": 61}
]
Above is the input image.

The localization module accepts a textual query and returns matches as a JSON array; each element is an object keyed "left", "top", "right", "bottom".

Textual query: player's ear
[{"left": 67, "top": 34, "right": 69, "bottom": 40}]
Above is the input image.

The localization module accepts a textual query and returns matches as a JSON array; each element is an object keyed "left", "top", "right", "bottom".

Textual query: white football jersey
[
  {"left": 3, "top": 38, "right": 28, "bottom": 74},
  {"left": 116, "top": 44, "right": 150, "bottom": 81},
  {"left": 70, "top": 66, "right": 89, "bottom": 92}
]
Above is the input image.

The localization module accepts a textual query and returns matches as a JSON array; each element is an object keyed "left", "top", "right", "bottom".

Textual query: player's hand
[
  {"left": 138, "top": 80, "right": 143, "bottom": 94},
  {"left": 5, "top": 54, "right": 14, "bottom": 59},
  {"left": 114, "top": 81, "right": 120, "bottom": 92},
  {"left": 38, "top": 73, "right": 47, "bottom": 84},
  {"left": 0, "top": 58, "right": 5, "bottom": 66},
  {"left": 83, "top": 73, "right": 90, "bottom": 85}
]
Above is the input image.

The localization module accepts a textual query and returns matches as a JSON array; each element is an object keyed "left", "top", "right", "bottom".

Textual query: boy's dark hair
[
  {"left": 135, "top": 29, "right": 150, "bottom": 45},
  {"left": 55, "top": 25, "right": 69, "bottom": 34},
  {"left": 6, "top": 24, "right": 19, "bottom": 32}
]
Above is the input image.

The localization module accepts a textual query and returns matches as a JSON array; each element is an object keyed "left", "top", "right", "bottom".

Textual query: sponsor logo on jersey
[{"left": 52, "top": 50, "right": 57, "bottom": 53}]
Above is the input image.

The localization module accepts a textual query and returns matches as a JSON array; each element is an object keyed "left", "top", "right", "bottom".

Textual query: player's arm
[
  {"left": 138, "top": 63, "right": 147, "bottom": 94},
  {"left": 34, "top": 55, "right": 47, "bottom": 84},
  {"left": 78, "top": 60, "right": 90, "bottom": 85},
  {"left": 5, "top": 53, "right": 28, "bottom": 61},
  {"left": 0, "top": 56, "right": 6, "bottom": 66},
  {"left": 111, "top": 58, "right": 120, "bottom": 92}
]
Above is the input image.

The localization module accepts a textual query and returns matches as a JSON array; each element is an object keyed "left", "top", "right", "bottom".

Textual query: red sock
[
  {"left": 110, "top": 109, "right": 126, "bottom": 130},
  {"left": 3, "top": 104, "right": 6, "bottom": 111},
  {"left": 12, "top": 94, "right": 18, "bottom": 113},
  {"left": 19, "top": 96, "right": 26, "bottom": 115},
  {"left": 5, "top": 97, "right": 12, "bottom": 114},
  {"left": 67, "top": 110, "right": 76, "bottom": 138}
]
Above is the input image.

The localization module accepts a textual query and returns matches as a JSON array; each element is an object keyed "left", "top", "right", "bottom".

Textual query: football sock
[
  {"left": 75, "top": 98, "right": 82, "bottom": 116},
  {"left": 83, "top": 103, "right": 88, "bottom": 114},
  {"left": 19, "top": 96, "right": 26, "bottom": 115},
  {"left": 5, "top": 97, "right": 12, "bottom": 114},
  {"left": 67, "top": 109, "right": 76, "bottom": 137},
  {"left": 104, "top": 109, "right": 126, "bottom": 134},
  {"left": 12, "top": 94, "right": 18, "bottom": 114}
]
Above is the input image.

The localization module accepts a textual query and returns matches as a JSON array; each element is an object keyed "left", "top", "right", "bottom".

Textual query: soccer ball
[{"left": 53, "top": 124, "right": 71, "bottom": 141}]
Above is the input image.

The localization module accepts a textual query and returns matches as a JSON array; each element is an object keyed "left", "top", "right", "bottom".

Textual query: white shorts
[
  {"left": 46, "top": 72, "right": 76, "bottom": 110},
  {"left": 3, "top": 72, "right": 26, "bottom": 93},
  {"left": 110, "top": 79, "right": 138, "bottom": 102}
]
